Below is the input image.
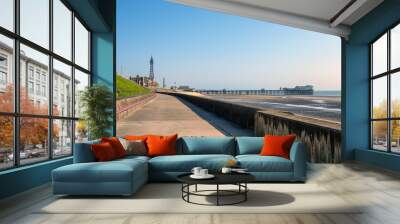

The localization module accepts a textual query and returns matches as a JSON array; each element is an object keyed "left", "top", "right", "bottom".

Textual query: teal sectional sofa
[{"left": 52, "top": 137, "right": 307, "bottom": 196}]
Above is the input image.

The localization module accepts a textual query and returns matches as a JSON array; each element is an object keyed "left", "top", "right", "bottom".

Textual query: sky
[{"left": 117, "top": 0, "right": 341, "bottom": 90}]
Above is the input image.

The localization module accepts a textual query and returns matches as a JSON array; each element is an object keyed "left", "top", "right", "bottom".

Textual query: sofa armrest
[
  {"left": 73, "top": 140, "right": 100, "bottom": 163},
  {"left": 289, "top": 142, "right": 307, "bottom": 181}
]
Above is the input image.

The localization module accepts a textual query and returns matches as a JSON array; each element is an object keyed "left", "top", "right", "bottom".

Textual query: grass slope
[{"left": 116, "top": 74, "right": 152, "bottom": 98}]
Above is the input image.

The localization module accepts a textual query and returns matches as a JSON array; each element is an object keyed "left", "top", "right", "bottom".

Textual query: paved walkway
[{"left": 117, "top": 94, "right": 253, "bottom": 137}]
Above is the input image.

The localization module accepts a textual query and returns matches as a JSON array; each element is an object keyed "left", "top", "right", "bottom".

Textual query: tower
[{"left": 149, "top": 56, "right": 154, "bottom": 81}]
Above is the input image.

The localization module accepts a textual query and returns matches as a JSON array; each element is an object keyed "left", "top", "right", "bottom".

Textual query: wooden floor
[{"left": 1, "top": 162, "right": 400, "bottom": 224}]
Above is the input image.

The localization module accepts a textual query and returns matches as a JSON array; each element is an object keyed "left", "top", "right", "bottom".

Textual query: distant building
[
  {"left": 178, "top": 85, "right": 193, "bottom": 91},
  {"left": 0, "top": 41, "right": 76, "bottom": 148},
  {"left": 129, "top": 56, "right": 158, "bottom": 88}
]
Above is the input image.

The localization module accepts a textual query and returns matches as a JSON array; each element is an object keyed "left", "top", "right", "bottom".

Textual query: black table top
[{"left": 177, "top": 172, "right": 255, "bottom": 185}]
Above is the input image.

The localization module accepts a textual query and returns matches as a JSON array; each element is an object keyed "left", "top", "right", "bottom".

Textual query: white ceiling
[
  {"left": 169, "top": 0, "right": 384, "bottom": 38},
  {"left": 228, "top": 0, "right": 352, "bottom": 22}
]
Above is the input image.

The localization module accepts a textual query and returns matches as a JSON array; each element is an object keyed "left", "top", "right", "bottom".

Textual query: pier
[{"left": 197, "top": 85, "right": 314, "bottom": 96}]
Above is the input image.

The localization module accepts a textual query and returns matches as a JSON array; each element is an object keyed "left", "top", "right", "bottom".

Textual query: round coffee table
[{"left": 177, "top": 173, "right": 255, "bottom": 206}]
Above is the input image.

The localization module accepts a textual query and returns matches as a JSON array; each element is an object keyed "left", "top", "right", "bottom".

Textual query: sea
[
  {"left": 211, "top": 90, "right": 342, "bottom": 122},
  {"left": 313, "top": 90, "right": 341, "bottom": 97}
]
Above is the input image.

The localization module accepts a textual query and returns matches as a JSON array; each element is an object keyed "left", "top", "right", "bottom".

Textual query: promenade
[{"left": 117, "top": 94, "right": 253, "bottom": 137}]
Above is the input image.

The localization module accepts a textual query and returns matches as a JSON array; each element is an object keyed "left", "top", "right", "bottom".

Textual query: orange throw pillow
[
  {"left": 146, "top": 134, "right": 178, "bottom": 157},
  {"left": 101, "top": 137, "right": 126, "bottom": 158},
  {"left": 91, "top": 142, "right": 117, "bottom": 161},
  {"left": 124, "top": 135, "right": 148, "bottom": 142},
  {"left": 260, "top": 135, "right": 296, "bottom": 159}
]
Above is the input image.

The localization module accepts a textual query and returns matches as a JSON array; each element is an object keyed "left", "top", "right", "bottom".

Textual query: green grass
[{"left": 116, "top": 74, "right": 152, "bottom": 98}]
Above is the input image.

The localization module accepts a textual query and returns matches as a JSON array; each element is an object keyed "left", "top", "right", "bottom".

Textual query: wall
[
  {"left": 344, "top": 0, "right": 400, "bottom": 171},
  {"left": 92, "top": 32, "right": 116, "bottom": 135},
  {"left": 0, "top": 158, "right": 72, "bottom": 199}
]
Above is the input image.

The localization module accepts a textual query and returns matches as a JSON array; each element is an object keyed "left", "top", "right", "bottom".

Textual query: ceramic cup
[
  {"left": 221, "top": 167, "right": 232, "bottom": 174},
  {"left": 200, "top": 169, "right": 209, "bottom": 176},
  {"left": 191, "top": 167, "right": 202, "bottom": 176}
]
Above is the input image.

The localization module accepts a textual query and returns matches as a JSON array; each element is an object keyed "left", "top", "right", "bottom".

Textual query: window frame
[
  {"left": 370, "top": 21, "right": 400, "bottom": 154},
  {"left": 0, "top": 0, "right": 92, "bottom": 171}
]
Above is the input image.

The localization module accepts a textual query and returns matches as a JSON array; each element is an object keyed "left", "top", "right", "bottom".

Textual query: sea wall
[
  {"left": 162, "top": 91, "right": 341, "bottom": 163},
  {"left": 254, "top": 111, "right": 341, "bottom": 163}
]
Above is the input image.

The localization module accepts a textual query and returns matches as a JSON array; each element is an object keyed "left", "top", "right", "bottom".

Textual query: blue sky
[{"left": 117, "top": 0, "right": 341, "bottom": 90}]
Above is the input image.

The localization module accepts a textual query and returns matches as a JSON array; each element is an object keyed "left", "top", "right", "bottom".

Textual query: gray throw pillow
[{"left": 119, "top": 138, "right": 147, "bottom": 156}]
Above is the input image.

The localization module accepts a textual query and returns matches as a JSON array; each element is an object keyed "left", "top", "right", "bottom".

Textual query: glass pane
[
  {"left": 0, "top": 34, "right": 14, "bottom": 112},
  {"left": 391, "top": 120, "right": 400, "bottom": 153},
  {"left": 372, "top": 77, "right": 387, "bottom": 119},
  {"left": 74, "top": 69, "right": 89, "bottom": 118},
  {"left": 53, "top": 59, "right": 72, "bottom": 117},
  {"left": 0, "top": 116, "right": 13, "bottom": 170},
  {"left": 20, "top": 117, "right": 49, "bottom": 165},
  {"left": 20, "top": 44, "right": 49, "bottom": 115},
  {"left": 74, "top": 18, "right": 89, "bottom": 70},
  {"left": 0, "top": 0, "right": 14, "bottom": 31},
  {"left": 53, "top": 0, "right": 72, "bottom": 60},
  {"left": 392, "top": 24, "right": 400, "bottom": 70},
  {"left": 53, "top": 119, "right": 72, "bottom": 157},
  {"left": 372, "top": 121, "right": 388, "bottom": 151},
  {"left": 372, "top": 33, "right": 387, "bottom": 76},
  {"left": 75, "top": 120, "right": 88, "bottom": 143},
  {"left": 391, "top": 72, "right": 400, "bottom": 118},
  {"left": 20, "top": 0, "right": 49, "bottom": 49}
]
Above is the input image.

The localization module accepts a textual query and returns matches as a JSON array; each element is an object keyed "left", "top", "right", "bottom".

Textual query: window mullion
[
  {"left": 71, "top": 10, "right": 76, "bottom": 154},
  {"left": 388, "top": 30, "right": 392, "bottom": 152},
  {"left": 13, "top": 0, "right": 20, "bottom": 167},
  {"left": 48, "top": 0, "right": 54, "bottom": 160}
]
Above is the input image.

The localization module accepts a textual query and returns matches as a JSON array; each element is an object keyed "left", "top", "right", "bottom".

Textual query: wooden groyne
[{"left": 160, "top": 90, "right": 341, "bottom": 163}]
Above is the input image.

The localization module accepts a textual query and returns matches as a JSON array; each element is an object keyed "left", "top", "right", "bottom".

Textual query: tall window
[
  {"left": 371, "top": 23, "right": 400, "bottom": 153},
  {"left": 0, "top": 0, "right": 91, "bottom": 170}
]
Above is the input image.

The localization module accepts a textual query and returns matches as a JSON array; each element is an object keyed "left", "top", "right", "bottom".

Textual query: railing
[
  {"left": 116, "top": 93, "right": 156, "bottom": 121},
  {"left": 161, "top": 91, "right": 341, "bottom": 163}
]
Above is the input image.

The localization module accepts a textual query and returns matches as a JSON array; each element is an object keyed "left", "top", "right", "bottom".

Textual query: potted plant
[{"left": 79, "top": 84, "right": 113, "bottom": 140}]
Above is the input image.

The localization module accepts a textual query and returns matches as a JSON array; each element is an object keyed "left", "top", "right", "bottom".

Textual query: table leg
[
  {"left": 187, "top": 184, "right": 190, "bottom": 202},
  {"left": 195, "top": 184, "right": 198, "bottom": 192},
  {"left": 245, "top": 183, "right": 247, "bottom": 201},
  {"left": 217, "top": 184, "right": 219, "bottom": 206}
]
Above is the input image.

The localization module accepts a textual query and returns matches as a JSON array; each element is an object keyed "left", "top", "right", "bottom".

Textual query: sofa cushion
[
  {"left": 74, "top": 140, "right": 100, "bottom": 163},
  {"left": 178, "top": 137, "right": 235, "bottom": 155},
  {"left": 53, "top": 158, "right": 147, "bottom": 183},
  {"left": 119, "top": 139, "right": 147, "bottom": 156},
  {"left": 236, "top": 155, "right": 293, "bottom": 172},
  {"left": 260, "top": 135, "right": 296, "bottom": 159},
  {"left": 149, "top": 154, "right": 235, "bottom": 172},
  {"left": 91, "top": 142, "right": 118, "bottom": 161},
  {"left": 236, "top": 137, "right": 263, "bottom": 155},
  {"left": 101, "top": 137, "right": 127, "bottom": 158},
  {"left": 116, "top": 155, "right": 150, "bottom": 163},
  {"left": 147, "top": 134, "right": 178, "bottom": 157}
]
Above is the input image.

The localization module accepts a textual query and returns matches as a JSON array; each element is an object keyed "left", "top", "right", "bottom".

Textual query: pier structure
[{"left": 197, "top": 85, "right": 314, "bottom": 96}]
